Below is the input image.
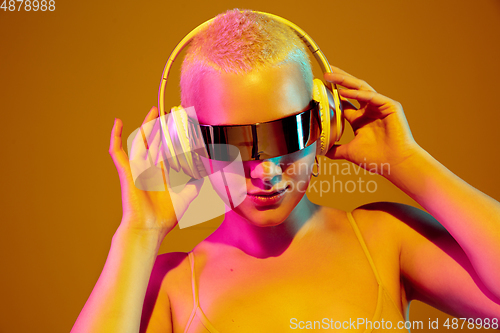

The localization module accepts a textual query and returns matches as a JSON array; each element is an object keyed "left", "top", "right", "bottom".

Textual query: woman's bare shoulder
[
  {"left": 154, "top": 251, "right": 189, "bottom": 272},
  {"left": 141, "top": 252, "right": 191, "bottom": 330},
  {"left": 351, "top": 201, "right": 447, "bottom": 237},
  {"left": 150, "top": 252, "right": 192, "bottom": 288}
]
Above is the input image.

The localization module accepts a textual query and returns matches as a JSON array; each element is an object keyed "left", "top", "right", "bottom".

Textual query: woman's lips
[{"left": 247, "top": 186, "right": 289, "bottom": 206}]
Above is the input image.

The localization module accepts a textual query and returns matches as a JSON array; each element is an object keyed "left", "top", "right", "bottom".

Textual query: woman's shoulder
[
  {"left": 149, "top": 251, "right": 194, "bottom": 294},
  {"left": 154, "top": 251, "right": 190, "bottom": 270},
  {"left": 317, "top": 201, "right": 424, "bottom": 242},
  {"left": 350, "top": 201, "right": 445, "bottom": 236},
  {"left": 345, "top": 202, "right": 449, "bottom": 258},
  {"left": 142, "top": 252, "right": 192, "bottom": 324},
  {"left": 314, "top": 202, "right": 407, "bottom": 228}
]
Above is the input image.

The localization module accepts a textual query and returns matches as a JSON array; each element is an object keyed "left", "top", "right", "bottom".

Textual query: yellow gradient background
[{"left": 0, "top": 0, "right": 499, "bottom": 332}]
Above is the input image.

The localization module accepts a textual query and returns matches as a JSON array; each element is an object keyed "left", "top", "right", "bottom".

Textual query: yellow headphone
[{"left": 158, "top": 11, "right": 344, "bottom": 178}]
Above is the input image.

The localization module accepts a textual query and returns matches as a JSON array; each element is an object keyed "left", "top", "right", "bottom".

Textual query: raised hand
[
  {"left": 325, "top": 66, "right": 421, "bottom": 176},
  {"left": 109, "top": 107, "right": 203, "bottom": 239}
]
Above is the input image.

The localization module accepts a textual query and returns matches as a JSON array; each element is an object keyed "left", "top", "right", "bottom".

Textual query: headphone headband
[
  {"left": 157, "top": 11, "right": 344, "bottom": 176},
  {"left": 158, "top": 11, "right": 335, "bottom": 118}
]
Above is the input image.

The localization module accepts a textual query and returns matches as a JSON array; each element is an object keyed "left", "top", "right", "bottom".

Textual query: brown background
[{"left": 1, "top": 0, "right": 499, "bottom": 332}]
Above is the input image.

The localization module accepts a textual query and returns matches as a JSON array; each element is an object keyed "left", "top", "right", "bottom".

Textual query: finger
[
  {"left": 338, "top": 89, "right": 392, "bottom": 107},
  {"left": 129, "top": 108, "right": 159, "bottom": 161},
  {"left": 109, "top": 118, "right": 122, "bottom": 152},
  {"left": 143, "top": 106, "right": 158, "bottom": 125},
  {"left": 342, "top": 107, "right": 360, "bottom": 125},
  {"left": 132, "top": 107, "right": 159, "bottom": 152},
  {"left": 155, "top": 141, "right": 164, "bottom": 167},
  {"left": 325, "top": 73, "right": 375, "bottom": 92},
  {"left": 109, "top": 118, "right": 134, "bottom": 181},
  {"left": 159, "top": 160, "right": 172, "bottom": 189},
  {"left": 326, "top": 144, "right": 348, "bottom": 160},
  {"left": 177, "top": 178, "right": 204, "bottom": 206},
  {"left": 110, "top": 119, "right": 129, "bottom": 166},
  {"left": 329, "top": 65, "right": 356, "bottom": 77},
  {"left": 144, "top": 107, "right": 162, "bottom": 153},
  {"left": 142, "top": 107, "right": 161, "bottom": 165},
  {"left": 128, "top": 126, "right": 157, "bottom": 186},
  {"left": 142, "top": 107, "right": 160, "bottom": 148},
  {"left": 157, "top": 148, "right": 172, "bottom": 188},
  {"left": 340, "top": 97, "right": 358, "bottom": 111},
  {"left": 145, "top": 118, "right": 162, "bottom": 164}
]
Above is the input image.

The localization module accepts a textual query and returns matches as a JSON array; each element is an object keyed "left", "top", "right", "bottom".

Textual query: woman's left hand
[{"left": 325, "top": 66, "right": 421, "bottom": 176}]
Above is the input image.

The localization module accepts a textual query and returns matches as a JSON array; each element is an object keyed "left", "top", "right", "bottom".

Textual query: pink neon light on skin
[{"left": 193, "top": 62, "right": 318, "bottom": 258}]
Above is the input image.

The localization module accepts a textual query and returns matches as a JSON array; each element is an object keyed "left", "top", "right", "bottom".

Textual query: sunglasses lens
[{"left": 199, "top": 101, "right": 321, "bottom": 161}]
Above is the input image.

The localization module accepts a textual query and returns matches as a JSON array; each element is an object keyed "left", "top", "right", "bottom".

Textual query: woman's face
[{"left": 195, "top": 62, "right": 316, "bottom": 227}]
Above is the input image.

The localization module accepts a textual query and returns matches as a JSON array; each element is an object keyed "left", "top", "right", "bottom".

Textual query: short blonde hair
[{"left": 180, "top": 9, "right": 313, "bottom": 109}]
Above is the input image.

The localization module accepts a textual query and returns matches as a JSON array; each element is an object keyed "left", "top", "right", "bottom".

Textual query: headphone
[{"left": 158, "top": 11, "right": 344, "bottom": 179}]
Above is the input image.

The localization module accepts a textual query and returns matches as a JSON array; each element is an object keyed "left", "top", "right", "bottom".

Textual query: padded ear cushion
[
  {"left": 312, "top": 79, "right": 345, "bottom": 156},
  {"left": 328, "top": 86, "right": 345, "bottom": 144},
  {"left": 160, "top": 106, "right": 208, "bottom": 179},
  {"left": 160, "top": 106, "right": 205, "bottom": 179},
  {"left": 160, "top": 106, "right": 202, "bottom": 178},
  {"left": 312, "top": 78, "right": 331, "bottom": 156},
  {"left": 159, "top": 106, "right": 180, "bottom": 172},
  {"left": 169, "top": 106, "right": 191, "bottom": 175}
]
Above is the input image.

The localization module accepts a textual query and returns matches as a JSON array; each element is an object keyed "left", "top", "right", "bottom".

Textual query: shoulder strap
[
  {"left": 188, "top": 252, "right": 200, "bottom": 305},
  {"left": 347, "top": 212, "right": 408, "bottom": 322},
  {"left": 185, "top": 252, "right": 220, "bottom": 333},
  {"left": 184, "top": 252, "right": 199, "bottom": 333},
  {"left": 346, "top": 211, "right": 383, "bottom": 285}
]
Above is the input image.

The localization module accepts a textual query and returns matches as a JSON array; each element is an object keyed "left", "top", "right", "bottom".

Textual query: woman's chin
[
  {"left": 224, "top": 183, "right": 310, "bottom": 228},
  {"left": 248, "top": 216, "right": 286, "bottom": 228},
  {"left": 228, "top": 200, "right": 292, "bottom": 227}
]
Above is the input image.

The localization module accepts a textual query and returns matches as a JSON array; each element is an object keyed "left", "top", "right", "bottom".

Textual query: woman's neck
[{"left": 209, "top": 196, "right": 320, "bottom": 258}]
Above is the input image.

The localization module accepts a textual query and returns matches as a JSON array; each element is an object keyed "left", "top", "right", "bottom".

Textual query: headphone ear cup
[
  {"left": 312, "top": 79, "right": 345, "bottom": 156},
  {"left": 159, "top": 106, "right": 181, "bottom": 172},
  {"left": 328, "top": 85, "right": 345, "bottom": 145},
  {"left": 312, "top": 79, "right": 331, "bottom": 156},
  {"left": 160, "top": 106, "right": 205, "bottom": 179}
]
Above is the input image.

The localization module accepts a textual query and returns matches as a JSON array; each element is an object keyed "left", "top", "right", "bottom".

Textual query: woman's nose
[{"left": 250, "top": 160, "right": 283, "bottom": 182}]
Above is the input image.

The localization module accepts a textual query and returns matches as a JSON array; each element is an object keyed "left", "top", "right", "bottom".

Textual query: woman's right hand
[{"left": 108, "top": 107, "right": 203, "bottom": 240}]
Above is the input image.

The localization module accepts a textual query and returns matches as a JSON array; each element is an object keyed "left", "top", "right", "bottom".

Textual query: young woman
[{"left": 71, "top": 10, "right": 500, "bottom": 333}]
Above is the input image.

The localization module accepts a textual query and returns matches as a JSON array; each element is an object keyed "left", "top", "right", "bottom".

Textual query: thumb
[
  {"left": 341, "top": 106, "right": 360, "bottom": 125},
  {"left": 326, "top": 144, "right": 349, "bottom": 160},
  {"left": 177, "top": 178, "right": 204, "bottom": 206},
  {"left": 109, "top": 118, "right": 134, "bottom": 184}
]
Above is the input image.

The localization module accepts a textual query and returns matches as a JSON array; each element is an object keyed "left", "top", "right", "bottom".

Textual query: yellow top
[{"left": 184, "top": 212, "right": 407, "bottom": 332}]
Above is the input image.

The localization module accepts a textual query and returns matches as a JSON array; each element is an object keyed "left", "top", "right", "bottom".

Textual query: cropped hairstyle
[{"left": 180, "top": 9, "right": 314, "bottom": 110}]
